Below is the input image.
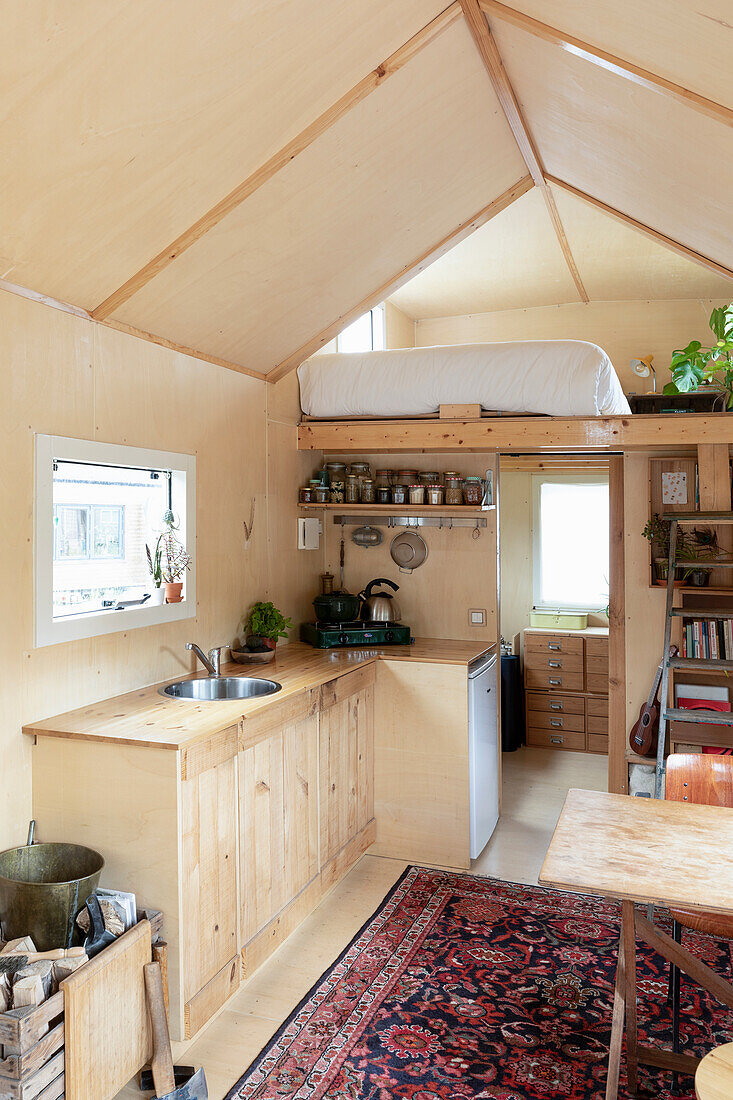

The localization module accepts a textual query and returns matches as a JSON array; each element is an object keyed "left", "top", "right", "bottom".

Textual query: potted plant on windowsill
[
  {"left": 146, "top": 536, "right": 165, "bottom": 605},
  {"left": 161, "top": 513, "right": 191, "bottom": 603},
  {"left": 245, "top": 602, "right": 293, "bottom": 651}
]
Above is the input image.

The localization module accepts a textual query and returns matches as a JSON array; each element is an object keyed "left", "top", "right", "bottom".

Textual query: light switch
[{"left": 469, "top": 608, "right": 486, "bottom": 626}]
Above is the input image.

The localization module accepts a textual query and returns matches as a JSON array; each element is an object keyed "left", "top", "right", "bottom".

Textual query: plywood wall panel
[
  {"left": 390, "top": 186, "right": 578, "bottom": 318},
  {"left": 491, "top": 21, "right": 733, "bottom": 271},
  {"left": 496, "top": 0, "right": 733, "bottom": 111},
  {"left": 0, "top": 0, "right": 448, "bottom": 308},
  {"left": 415, "top": 298, "right": 730, "bottom": 393},
  {"left": 110, "top": 21, "right": 526, "bottom": 373},
  {"left": 0, "top": 288, "right": 316, "bottom": 851}
]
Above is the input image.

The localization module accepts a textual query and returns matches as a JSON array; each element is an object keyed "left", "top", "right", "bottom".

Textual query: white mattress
[{"left": 298, "top": 341, "right": 631, "bottom": 418}]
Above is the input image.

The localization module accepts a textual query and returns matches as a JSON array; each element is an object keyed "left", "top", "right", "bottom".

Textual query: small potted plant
[
  {"left": 146, "top": 536, "right": 165, "bottom": 604},
  {"left": 245, "top": 602, "right": 293, "bottom": 650},
  {"left": 642, "top": 513, "right": 689, "bottom": 585},
  {"left": 160, "top": 513, "right": 191, "bottom": 603}
]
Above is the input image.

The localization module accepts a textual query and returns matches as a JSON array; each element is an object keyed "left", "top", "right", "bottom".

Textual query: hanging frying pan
[{"left": 390, "top": 530, "right": 428, "bottom": 574}]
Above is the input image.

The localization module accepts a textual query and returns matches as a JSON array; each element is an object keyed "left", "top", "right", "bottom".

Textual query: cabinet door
[
  {"left": 240, "top": 734, "right": 286, "bottom": 943},
  {"left": 181, "top": 739, "right": 239, "bottom": 1010},
  {"left": 283, "top": 713, "right": 320, "bottom": 899},
  {"left": 319, "top": 667, "right": 375, "bottom": 866}
]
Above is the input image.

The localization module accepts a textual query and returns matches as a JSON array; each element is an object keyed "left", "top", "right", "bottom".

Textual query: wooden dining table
[
  {"left": 539, "top": 788, "right": 733, "bottom": 1100},
  {"left": 695, "top": 1041, "right": 733, "bottom": 1099}
]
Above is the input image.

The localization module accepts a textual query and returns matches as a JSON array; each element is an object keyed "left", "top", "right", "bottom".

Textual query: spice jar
[
  {"left": 320, "top": 572, "right": 335, "bottom": 594},
  {"left": 392, "top": 483, "right": 408, "bottom": 506},
  {"left": 445, "top": 476, "right": 464, "bottom": 505},
  {"left": 397, "top": 469, "right": 417, "bottom": 486},
  {"left": 427, "top": 484, "right": 444, "bottom": 506},
  {"left": 330, "top": 479, "right": 345, "bottom": 504},
  {"left": 376, "top": 485, "right": 391, "bottom": 504},
  {"left": 325, "top": 461, "right": 347, "bottom": 482},
  {"left": 314, "top": 486, "right": 330, "bottom": 504},
  {"left": 299, "top": 486, "right": 313, "bottom": 503},
  {"left": 409, "top": 483, "right": 425, "bottom": 505},
  {"left": 463, "top": 477, "right": 484, "bottom": 505},
  {"left": 345, "top": 474, "right": 360, "bottom": 503},
  {"left": 360, "top": 478, "right": 375, "bottom": 504},
  {"left": 419, "top": 471, "right": 440, "bottom": 487}
]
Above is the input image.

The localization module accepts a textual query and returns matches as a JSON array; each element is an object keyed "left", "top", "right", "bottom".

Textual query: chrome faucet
[{"left": 186, "top": 642, "right": 228, "bottom": 677}]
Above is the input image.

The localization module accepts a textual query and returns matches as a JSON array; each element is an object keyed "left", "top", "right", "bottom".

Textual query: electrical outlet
[{"left": 469, "top": 608, "right": 486, "bottom": 626}]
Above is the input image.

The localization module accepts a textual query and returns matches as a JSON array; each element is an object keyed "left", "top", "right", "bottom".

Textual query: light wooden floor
[{"left": 119, "top": 747, "right": 607, "bottom": 1100}]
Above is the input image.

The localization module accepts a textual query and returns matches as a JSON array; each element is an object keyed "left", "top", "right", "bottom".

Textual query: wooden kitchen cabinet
[
  {"left": 319, "top": 665, "right": 375, "bottom": 866},
  {"left": 180, "top": 725, "right": 239, "bottom": 1036}
]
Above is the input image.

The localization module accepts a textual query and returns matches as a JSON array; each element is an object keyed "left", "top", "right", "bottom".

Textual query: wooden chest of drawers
[{"left": 524, "top": 631, "right": 609, "bottom": 754}]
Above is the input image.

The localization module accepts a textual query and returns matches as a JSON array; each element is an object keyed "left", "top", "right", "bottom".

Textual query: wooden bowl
[{"left": 231, "top": 648, "right": 276, "bottom": 665}]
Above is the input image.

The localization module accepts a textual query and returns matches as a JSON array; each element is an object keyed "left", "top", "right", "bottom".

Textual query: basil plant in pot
[
  {"left": 664, "top": 303, "right": 733, "bottom": 408},
  {"left": 245, "top": 602, "right": 293, "bottom": 651}
]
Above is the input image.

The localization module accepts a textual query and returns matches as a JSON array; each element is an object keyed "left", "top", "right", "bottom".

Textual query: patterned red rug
[{"left": 225, "top": 867, "right": 733, "bottom": 1100}]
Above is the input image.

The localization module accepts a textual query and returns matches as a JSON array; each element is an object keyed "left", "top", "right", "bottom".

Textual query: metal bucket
[{"left": 0, "top": 843, "right": 104, "bottom": 950}]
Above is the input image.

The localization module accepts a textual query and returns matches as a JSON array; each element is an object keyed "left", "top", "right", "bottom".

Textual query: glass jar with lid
[
  {"left": 427, "top": 484, "right": 444, "bottom": 506},
  {"left": 444, "top": 476, "right": 464, "bottom": 505},
  {"left": 463, "top": 477, "right": 484, "bottom": 506},
  {"left": 397, "top": 469, "right": 417, "bottom": 487},
  {"left": 419, "top": 471, "right": 441, "bottom": 487},
  {"left": 345, "top": 474, "right": 360, "bottom": 503},
  {"left": 360, "top": 478, "right": 375, "bottom": 504},
  {"left": 392, "top": 483, "right": 408, "bottom": 506},
  {"left": 330, "top": 479, "right": 345, "bottom": 504},
  {"left": 409, "top": 483, "right": 425, "bottom": 505},
  {"left": 299, "top": 486, "right": 313, "bottom": 503},
  {"left": 313, "top": 485, "right": 330, "bottom": 504},
  {"left": 325, "top": 461, "right": 347, "bottom": 483}
]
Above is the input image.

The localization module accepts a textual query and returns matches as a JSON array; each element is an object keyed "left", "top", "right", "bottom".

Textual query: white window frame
[
  {"left": 531, "top": 473, "right": 609, "bottom": 612},
  {"left": 336, "top": 303, "right": 385, "bottom": 353},
  {"left": 35, "top": 435, "right": 196, "bottom": 647}
]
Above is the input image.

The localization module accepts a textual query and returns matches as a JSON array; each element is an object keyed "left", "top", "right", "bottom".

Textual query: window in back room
[
  {"left": 336, "top": 304, "right": 385, "bottom": 353},
  {"left": 532, "top": 475, "right": 610, "bottom": 611}
]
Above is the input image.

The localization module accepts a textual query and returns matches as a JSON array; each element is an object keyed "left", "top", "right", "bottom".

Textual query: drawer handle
[
  {"left": 550, "top": 702, "right": 563, "bottom": 711},
  {"left": 550, "top": 718, "right": 563, "bottom": 728},
  {"left": 549, "top": 678, "right": 562, "bottom": 686},
  {"left": 548, "top": 643, "right": 561, "bottom": 650},
  {"left": 550, "top": 735, "right": 564, "bottom": 744},
  {"left": 548, "top": 660, "right": 561, "bottom": 668}
]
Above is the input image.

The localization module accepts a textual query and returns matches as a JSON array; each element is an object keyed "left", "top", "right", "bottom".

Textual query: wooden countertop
[{"left": 23, "top": 638, "right": 492, "bottom": 751}]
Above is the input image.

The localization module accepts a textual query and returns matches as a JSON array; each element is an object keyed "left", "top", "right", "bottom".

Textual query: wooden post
[
  {"left": 698, "top": 444, "right": 731, "bottom": 511},
  {"left": 608, "top": 455, "right": 627, "bottom": 794}
]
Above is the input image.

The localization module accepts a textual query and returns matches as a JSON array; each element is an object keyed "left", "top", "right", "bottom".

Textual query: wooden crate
[{"left": 0, "top": 918, "right": 153, "bottom": 1100}]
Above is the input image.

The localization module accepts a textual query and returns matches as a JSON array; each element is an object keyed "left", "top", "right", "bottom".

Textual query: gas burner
[{"left": 301, "top": 620, "right": 413, "bottom": 649}]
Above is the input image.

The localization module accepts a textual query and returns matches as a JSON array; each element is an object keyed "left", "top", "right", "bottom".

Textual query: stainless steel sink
[{"left": 161, "top": 677, "right": 282, "bottom": 701}]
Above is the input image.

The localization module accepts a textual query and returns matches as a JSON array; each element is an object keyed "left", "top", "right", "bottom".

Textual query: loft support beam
[
  {"left": 479, "top": 0, "right": 733, "bottom": 130},
  {"left": 549, "top": 177, "right": 733, "bottom": 282},
  {"left": 267, "top": 175, "right": 533, "bottom": 383},
  {"left": 460, "top": 0, "right": 589, "bottom": 304},
  {"left": 91, "top": 2, "right": 462, "bottom": 322}
]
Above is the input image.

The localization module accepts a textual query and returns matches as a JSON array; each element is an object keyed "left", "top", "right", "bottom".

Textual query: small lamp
[{"left": 631, "top": 355, "right": 656, "bottom": 392}]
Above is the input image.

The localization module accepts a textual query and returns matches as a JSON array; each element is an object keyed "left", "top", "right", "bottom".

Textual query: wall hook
[{"left": 243, "top": 498, "right": 256, "bottom": 548}]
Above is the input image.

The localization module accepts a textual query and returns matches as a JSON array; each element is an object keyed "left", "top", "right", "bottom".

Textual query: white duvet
[{"left": 298, "top": 341, "right": 631, "bottom": 418}]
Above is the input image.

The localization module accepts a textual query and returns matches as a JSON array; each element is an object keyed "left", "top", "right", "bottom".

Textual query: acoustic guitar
[{"left": 628, "top": 645, "right": 679, "bottom": 757}]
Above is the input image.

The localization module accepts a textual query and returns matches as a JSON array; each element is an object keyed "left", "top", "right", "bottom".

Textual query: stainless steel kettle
[{"left": 360, "top": 578, "right": 401, "bottom": 622}]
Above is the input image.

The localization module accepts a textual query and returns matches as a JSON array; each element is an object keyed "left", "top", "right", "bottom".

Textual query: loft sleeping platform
[{"left": 297, "top": 341, "right": 631, "bottom": 421}]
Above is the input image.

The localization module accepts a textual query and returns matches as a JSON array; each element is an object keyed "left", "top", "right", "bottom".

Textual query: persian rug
[{"left": 225, "top": 866, "right": 733, "bottom": 1100}]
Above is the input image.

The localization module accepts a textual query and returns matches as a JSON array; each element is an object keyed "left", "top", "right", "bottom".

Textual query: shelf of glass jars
[{"left": 298, "top": 503, "right": 494, "bottom": 516}]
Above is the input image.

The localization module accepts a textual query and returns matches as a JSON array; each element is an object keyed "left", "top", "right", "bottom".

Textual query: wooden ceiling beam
[
  {"left": 0, "top": 277, "right": 267, "bottom": 380},
  {"left": 267, "top": 175, "right": 533, "bottom": 383},
  {"left": 548, "top": 177, "right": 733, "bottom": 282},
  {"left": 460, "top": 0, "right": 589, "bottom": 303},
  {"left": 90, "top": 2, "right": 462, "bottom": 322},
  {"left": 479, "top": 0, "right": 733, "bottom": 129}
]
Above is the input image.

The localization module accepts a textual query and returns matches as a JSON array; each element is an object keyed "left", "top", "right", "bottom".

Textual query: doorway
[{"left": 471, "top": 452, "right": 623, "bottom": 883}]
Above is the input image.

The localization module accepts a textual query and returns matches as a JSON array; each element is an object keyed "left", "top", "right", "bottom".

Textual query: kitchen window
[
  {"left": 35, "top": 435, "right": 196, "bottom": 647},
  {"left": 532, "top": 475, "right": 609, "bottom": 611}
]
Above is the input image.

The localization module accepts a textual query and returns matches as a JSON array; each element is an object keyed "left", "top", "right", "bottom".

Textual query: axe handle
[{"left": 144, "top": 961, "right": 176, "bottom": 1095}]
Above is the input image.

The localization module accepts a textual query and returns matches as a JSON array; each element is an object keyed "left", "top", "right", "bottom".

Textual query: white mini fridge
[{"left": 468, "top": 651, "right": 500, "bottom": 859}]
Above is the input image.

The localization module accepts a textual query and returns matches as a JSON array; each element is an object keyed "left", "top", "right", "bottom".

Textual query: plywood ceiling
[
  {"left": 493, "top": 0, "right": 733, "bottom": 110},
  {"left": 390, "top": 181, "right": 733, "bottom": 318},
  {"left": 107, "top": 19, "right": 526, "bottom": 372},
  {"left": 390, "top": 186, "right": 578, "bottom": 317},
  {"left": 2, "top": 0, "right": 732, "bottom": 377},
  {"left": 490, "top": 17, "right": 733, "bottom": 271}
]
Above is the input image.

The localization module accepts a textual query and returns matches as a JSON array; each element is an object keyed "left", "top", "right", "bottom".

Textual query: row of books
[{"left": 681, "top": 618, "right": 733, "bottom": 660}]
